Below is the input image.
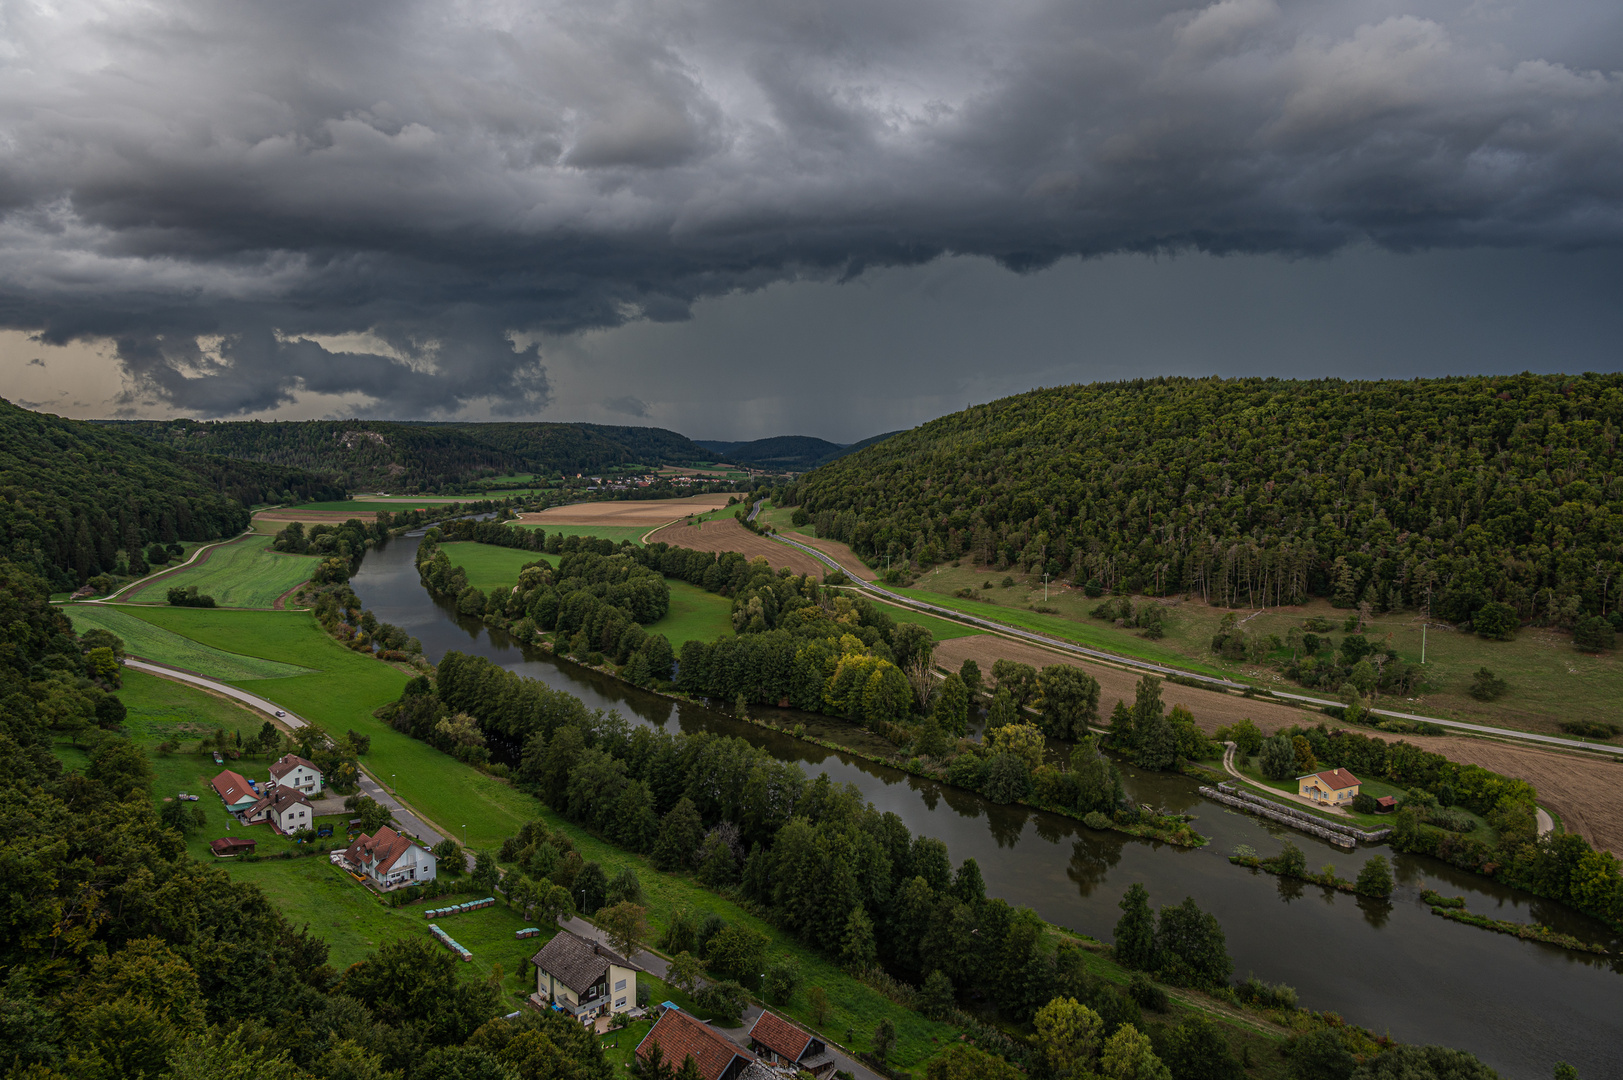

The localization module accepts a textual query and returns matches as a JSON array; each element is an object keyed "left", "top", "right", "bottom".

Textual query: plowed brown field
[
  {"left": 646, "top": 517, "right": 827, "bottom": 578},
  {"left": 515, "top": 494, "right": 734, "bottom": 528},
  {"left": 934, "top": 634, "right": 1623, "bottom": 853}
]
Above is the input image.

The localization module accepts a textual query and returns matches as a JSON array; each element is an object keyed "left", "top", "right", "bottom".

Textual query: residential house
[
  {"left": 339, "top": 829, "right": 438, "bottom": 889},
  {"left": 210, "top": 769, "right": 260, "bottom": 814},
  {"left": 267, "top": 753, "right": 323, "bottom": 796},
  {"left": 244, "top": 786, "right": 315, "bottom": 834},
  {"left": 747, "top": 1011, "right": 836, "bottom": 1078},
  {"left": 635, "top": 1008, "right": 765, "bottom": 1080},
  {"left": 530, "top": 930, "right": 641, "bottom": 1020},
  {"left": 1298, "top": 768, "right": 1362, "bottom": 806}
]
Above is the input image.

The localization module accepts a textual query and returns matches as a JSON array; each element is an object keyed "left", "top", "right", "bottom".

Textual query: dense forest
[
  {"left": 103, "top": 418, "right": 716, "bottom": 491},
  {"left": 0, "top": 399, "right": 344, "bottom": 590},
  {"left": 696, "top": 432, "right": 902, "bottom": 471},
  {"left": 788, "top": 375, "right": 1623, "bottom": 628}
]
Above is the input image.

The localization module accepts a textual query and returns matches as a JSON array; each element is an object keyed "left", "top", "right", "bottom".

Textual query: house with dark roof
[
  {"left": 635, "top": 1008, "right": 761, "bottom": 1080},
  {"left": 530, "top": 929, "right": 641, "bottom": 1020},
  {"left": 747, "top": 1010, "right": 836, "bottom": 1077},
  {"left": 1298, "top": 768, "right": 1362, "bottom": 806},
  {"left": 210, "top": 769, "right": 259, "bottom": 813},
  {"left": 267, "top": 753, "right": 323, "bottom": 796},
  {"left": 209, "top": 836, "right": 257, "bottom": 857},
  {"left": 244, "top": 786, "right": 316, "bottom": 834},
  {"left": 338, "top": 829, "right": 438, "bottom": 889}
]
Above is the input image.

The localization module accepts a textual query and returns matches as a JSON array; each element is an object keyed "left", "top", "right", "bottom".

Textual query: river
[{"left": 351, "top": 535, "right": 1623, "bottom": 1079}]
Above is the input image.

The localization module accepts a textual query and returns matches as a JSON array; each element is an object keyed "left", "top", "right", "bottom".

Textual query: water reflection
[{"left": 349, "top": 535, "right": 1623, "bottom": 1080}]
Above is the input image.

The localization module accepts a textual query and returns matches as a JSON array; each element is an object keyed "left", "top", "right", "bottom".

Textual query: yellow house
[
  {"left": 529, "top": 929, "right": 640, "bottom": 1020},
  {"left": 1298, "top": 768, "right": 1362, "bottom": 806}
]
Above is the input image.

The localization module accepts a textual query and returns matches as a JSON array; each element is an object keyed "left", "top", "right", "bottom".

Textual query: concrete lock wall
[{"left": 1200, "top": 783, "right": 1392, "bottom": 849}]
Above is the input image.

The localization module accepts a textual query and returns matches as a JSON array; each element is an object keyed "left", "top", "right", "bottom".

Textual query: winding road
[{"left": 768, "top": 532, "right": 1623, "bottom": 760}]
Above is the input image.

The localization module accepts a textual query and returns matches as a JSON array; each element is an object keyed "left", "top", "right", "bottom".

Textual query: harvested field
[
  {"left": 515, "top": 494, "right": 734, "bottom": 529},
  {"left": 934, "top": 634, "right": 1623, "bottom": 854},
  {"left": 253, "top": 509, "right": 391, "bottom": 528},
  {"left": 793, "top": 534, "right": 877, "bottom": 581},
  {"left": 645, "top": 517, "right": 827, "bottom": 579}
]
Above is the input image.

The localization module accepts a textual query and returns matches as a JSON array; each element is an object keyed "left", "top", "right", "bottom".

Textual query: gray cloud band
[{"left": 0, "top": 0, "right": 1617, "bottom": 415}]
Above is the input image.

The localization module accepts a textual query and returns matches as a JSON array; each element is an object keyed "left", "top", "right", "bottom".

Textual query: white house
[
  {"left": 530, "top": 929, "right": 641, "bottom": 1020},
  {"left": 267, "top": 753, "right": 323, "bottom": 796},
  {"left": 339, "top": 829, "right": 438, "bottom": 889},
  {"left": 244, "top": 786, "right": 315, "bottom": 834}
]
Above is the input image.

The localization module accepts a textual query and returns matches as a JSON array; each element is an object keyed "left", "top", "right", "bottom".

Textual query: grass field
[
  {"left": 442, "top": 542, "right": 553, "bottom": 592},
  {"left": 647, "top": 580, "right": 735, "bottom": 647},
  {"left": 293, "top": 499, "right": 459, "bottom": 512},
  {"left": 125, "top": 534, "right": 320, "bottom": 608},
  {"left": 63, "top": 605, "right": 316, "bottom": 680}
]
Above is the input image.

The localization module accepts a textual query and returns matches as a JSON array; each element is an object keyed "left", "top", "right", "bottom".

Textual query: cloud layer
[{"left": 0, "top": 0, "right": 1618, "bottom": 415}]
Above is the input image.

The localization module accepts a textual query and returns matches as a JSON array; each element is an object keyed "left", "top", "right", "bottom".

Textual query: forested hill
[
  {"left": 0, "top": 399, "right": 343, "bottom": 590},
  {"left": 102, "top": 418, "right": 712, "bottom": 490},
  {"left": 787, "top": 374, "right": 1623, "bottom": 624},
  {"left": 697, "top": 431, "right": 903, "bottom": 470}
]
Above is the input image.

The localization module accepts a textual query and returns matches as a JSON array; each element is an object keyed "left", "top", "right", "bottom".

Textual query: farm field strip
[
  {"left": 514, "top": 492, "right": 733, "bottom": 526},
  {"left": 646, "top": 516, "right": 827, "bottom": 578},
  {"left": 125, "top": 533, "right": 320, "bottom": 608},
  {"left": 62, "top": 605, "right": 316, "bottom": 680}
]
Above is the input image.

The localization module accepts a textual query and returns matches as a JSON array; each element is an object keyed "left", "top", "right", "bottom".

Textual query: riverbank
[{"left": 1419, "top": 891, "right": 1614, "bottom": 957}]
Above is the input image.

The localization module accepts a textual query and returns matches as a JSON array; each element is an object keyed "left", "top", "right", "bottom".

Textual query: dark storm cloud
[{"left": 0, "top": 0, "right": 1618, "bottom": 414}]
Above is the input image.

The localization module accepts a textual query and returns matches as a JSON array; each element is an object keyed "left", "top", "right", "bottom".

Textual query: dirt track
[
  {"left": 934, "top": 634, "right": 1623, "bottom": 854},
  {"left": 646, "top": 518, "right": 828, "bottom": 579},
  {"left": 515, "top": 494, "right": 734, "bottom": 527}
]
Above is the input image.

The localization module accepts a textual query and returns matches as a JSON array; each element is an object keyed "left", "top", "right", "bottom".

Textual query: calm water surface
[{"left": 353, "top": 537, "right": 1623, "bottom": 1079}]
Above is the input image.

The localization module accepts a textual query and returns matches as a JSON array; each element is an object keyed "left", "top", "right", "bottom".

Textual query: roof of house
[
  {"left": 343, "top": 829, "right": 424, "bottom": 874},
  {"left": 530, "top": 929, "right": 639, "bottom": 995},
  {"left": 1376, "top": 795, "right": 1398, "bottom": 807},
  {"left": 1301, "top": 768, "right": 1362, "bottom": 790},
  {"left": 209, "top": 837, "right": 256, "bottom": 855},
  {"left": 635, "top": 1009, "right": 754, "bottom": 1080},
  {"left": 248, "top": 786, "right": 313, "bottom": 818},
  {"left": 748, "top": 1010, "right": 815, "bottom": 1063},
  {"left": 269, "top": 753, "right": 320, "bottom": 780},
  {"left": 210, "top": 769, "right": 257, "bottom": 806}
]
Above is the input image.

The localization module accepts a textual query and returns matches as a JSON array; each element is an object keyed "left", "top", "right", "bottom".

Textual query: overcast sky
[{"left": 0, "top": 0, "right": 1619, "bottom": 441}]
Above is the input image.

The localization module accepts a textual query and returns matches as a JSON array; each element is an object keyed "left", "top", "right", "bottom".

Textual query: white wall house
[
  {"left": 267, "top": 753, "right": 324, "bottom": 796},
  {"left": 339, "top": 829, "right": 438, "bottom": 889},
  {"left": 245, "top": 787, "right": 315, "bottom": 834}
]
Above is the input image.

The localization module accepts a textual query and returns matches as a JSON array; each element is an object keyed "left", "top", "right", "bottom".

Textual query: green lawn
[
  {"left": 647, "top": 581, "right": 735, "bottom": 648},
  {"left": 511, "top": 524, "right": 653, "bottom": 547},
  {"left": 61, "top": 605, "right": 315, "bottom": 680},
  {"left": 124, "top": 534, "right": 321, "bottom": 608},
  {"left": 442, "top": 543, "right": 554, "bottom": 592},
  {"left": 293, "top": 499, "right": 461, "bottom": 511},
  {"left": 888, "top": 580, "right": 1231, "bottom": 676}
]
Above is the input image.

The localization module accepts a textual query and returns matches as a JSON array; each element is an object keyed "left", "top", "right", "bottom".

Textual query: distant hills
[
  {"left": 788, "top": 374, "right": 1623, "bottom": 625},
  {"left": 98, "top": 419, "right": 714, "bottom": 491},
  {"left": 0, "top": 398, "right": 343, "bottom": 590},
  {"left": 698, "top": 431, "right": 902, "bottom": 471}
]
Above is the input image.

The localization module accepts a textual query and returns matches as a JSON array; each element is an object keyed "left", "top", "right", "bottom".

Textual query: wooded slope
[{"left": 788, "top": 375, "right": 1623, "bottom": 624}]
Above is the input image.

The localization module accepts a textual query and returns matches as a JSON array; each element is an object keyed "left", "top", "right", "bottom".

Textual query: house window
[
  {"left": 615, "top": 979, "right": 626, "bottom": 991},
  {"left": 615, "top": 998, "right": 626, "bottom": 1008}
]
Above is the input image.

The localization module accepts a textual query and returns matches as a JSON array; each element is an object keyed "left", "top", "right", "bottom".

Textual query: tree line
[
  {"left": 0, "top": 398, "right": 343, "bottom": 590},
  {"left": 787, "top": 374, "right": 1623, "bottom": 632}
]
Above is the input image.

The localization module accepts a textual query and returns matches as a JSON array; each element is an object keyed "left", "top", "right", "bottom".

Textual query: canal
[{"left": 352, "top": 535, "right": 1623, "bottom": 1079}]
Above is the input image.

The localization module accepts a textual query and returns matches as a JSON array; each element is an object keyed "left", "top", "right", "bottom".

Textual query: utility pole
[{"left": 1044, "top": 572, "right": 1049, "bottom": 602}]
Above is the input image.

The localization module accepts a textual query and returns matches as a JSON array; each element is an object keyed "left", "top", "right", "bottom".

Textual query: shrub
[
  {"left": 1083, "top": 811, "right": 1110, "bottom": 830},
  {"left": 763, "top": 960, "right": 800, "bottom": 1006},
  {"left": 1473, "top": 601, "right": 1520, "bottom": 641},
  {"left": 1559, "top": 720, "right": 1621, "bottom": 739},
  {"left": 1354, "top": 855, "right": 1394, "bottom": 898},
  {"left": 1468, "top": 668, "right": 1508, "bottom": 701},
  {"left": 166, "top": 586, "right": 216, "bottom": 608},
  {"left": 1350, "top": 792, "right": 1378, "bottom": 814},
  {"left": 1127, "top": 972, "right": 1168, "bottom": 1012},
  {"left": 1234, "top": 974, "right": 1298, "bottom": 1010},
  {"left": 693, "top": 980, "right": 747, "bottom": 1025},
  {"left": 1573, "top": 616, "right": 1616, "bottom": 652}
]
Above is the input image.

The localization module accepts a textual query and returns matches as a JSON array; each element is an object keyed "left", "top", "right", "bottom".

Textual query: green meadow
[
  {"left": 442, "top": 542, "right": 554, "bottom": 592},
  {"left": 512, "top": 523, "right": 653, "bottom": 547},
  {"left": 62, "top": 605, "right": 315, "bottom": 680},
  {"left": 125, "top": 534, "right": 320, "bottom": 608}
]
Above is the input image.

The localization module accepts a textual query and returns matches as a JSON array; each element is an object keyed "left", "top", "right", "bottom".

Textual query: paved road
[
  {"left": 122, "top": 658, "right": 462, "bottom": 860},
  {"left": 770, "top": 532, "right": 1623, "bottom": 760}
]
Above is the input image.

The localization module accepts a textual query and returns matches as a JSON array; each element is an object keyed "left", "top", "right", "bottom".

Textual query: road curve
[{"left": 769, "top": 533, "right": 1623, "bottom": 759}]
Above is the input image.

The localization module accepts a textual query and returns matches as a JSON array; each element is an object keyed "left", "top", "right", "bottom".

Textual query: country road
[{"left": 768, "top": 532, "right": 1623, "bottom": 760}]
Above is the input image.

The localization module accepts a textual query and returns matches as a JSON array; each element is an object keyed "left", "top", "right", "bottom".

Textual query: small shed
[
  {"left": 1375, "top": 795, "right": 1397, "bottom": 813},
  {"left": 209, "top": 837, "right": 257, "bottom": 858}
]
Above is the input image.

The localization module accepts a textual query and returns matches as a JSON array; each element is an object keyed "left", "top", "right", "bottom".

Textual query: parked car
[
  {"left": 274, "top": 710, "right": 285, "bottom": 718},
  {"left": 178, "top": 792, "right": 199, "bottom": 801}
]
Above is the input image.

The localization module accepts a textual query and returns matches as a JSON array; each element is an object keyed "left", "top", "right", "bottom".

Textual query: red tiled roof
[
  {"left": 636, "top": 1009, "right": 754, "bottom": 1080},
  {"left": 209, "top": 837, "right": 256, "bottom": 856},
  {"left": 1304, "top": 768, "right": 1362, "bottom": 790},
  {"left": 211, "top": 769, "right": 257, "bottom": 805},
  {"left": 248, "top": 786, "right": 313, "bottom": 818},
  {"left": 748, "top": 1010, "right": 814, "bottom": 1063},
  {"left": 268, "top": 753, "right": 320, "bottom": 781},
  {"left": 344, "top": 829, "right": 417, "bottom": 873}
]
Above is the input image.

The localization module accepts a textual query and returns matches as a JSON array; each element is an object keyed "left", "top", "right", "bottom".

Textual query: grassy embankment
[
  {"left": 123, "top": 534, "right": 320, "bottom": 608},
  {"left": 891, "top": 566, "right": 1623, "bottom": 739}
]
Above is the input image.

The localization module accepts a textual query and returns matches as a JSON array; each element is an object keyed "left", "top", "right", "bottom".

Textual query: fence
[
  {"left": 1200, "top": 783, "right": 1392, "bottom": 848},
  {"left": 428, "top": 923, "right": 472, "bottom": 961},
  {"left": 423, "top": 896, "right": 497, "bottom": 920}
]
